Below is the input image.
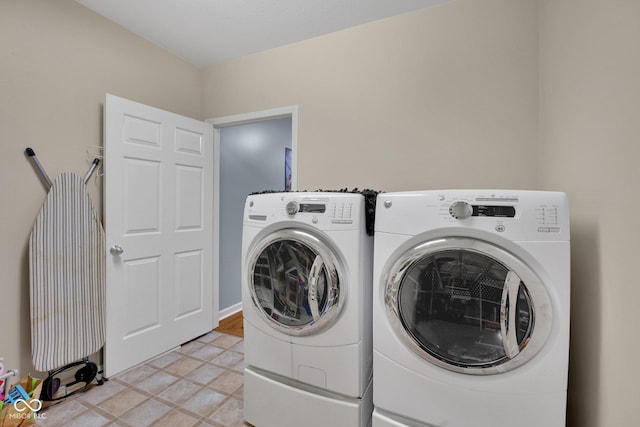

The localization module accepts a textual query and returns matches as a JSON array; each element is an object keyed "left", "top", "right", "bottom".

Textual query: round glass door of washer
[
  {"left": 247, "top": 229, "right": 345, "bottom": 336},
  {"left": 384, "top": 237, "right": 552, "bottom": 375}
]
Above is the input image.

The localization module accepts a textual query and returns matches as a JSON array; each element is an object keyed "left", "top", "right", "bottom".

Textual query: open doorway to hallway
[{"left": 210, "top": 107, "right": 298, "bottom": 317}]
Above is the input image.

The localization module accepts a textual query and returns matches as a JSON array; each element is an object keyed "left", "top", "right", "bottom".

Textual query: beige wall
[
  {"left": 540, "top": 0, "right": 640, "bottom": 426},
  {"left": 0, "top": 0, "right": 201, "bottom": 378},
  {"left": 203, "top": 0, "right": 639, "bottom": 426},
  {"left": 202, "top": 0, "right": 540, "bottom": 192}
]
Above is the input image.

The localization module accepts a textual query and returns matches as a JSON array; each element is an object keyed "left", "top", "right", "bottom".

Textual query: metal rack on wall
[{"left": 0, "top": 369, "right": 18, "bottom": 382}]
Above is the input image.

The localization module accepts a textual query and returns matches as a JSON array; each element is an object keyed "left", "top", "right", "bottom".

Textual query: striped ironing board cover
[{"left": 29, "top": 172, "right": 105, "bottom": 372}]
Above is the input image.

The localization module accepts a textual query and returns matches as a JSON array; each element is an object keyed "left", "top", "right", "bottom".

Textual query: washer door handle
[
  {"left": 307, "top": 255, "right": 323, "bottom": 322},
  {"left": 500, "top": 271, "right": 521, "bottom": 359}
]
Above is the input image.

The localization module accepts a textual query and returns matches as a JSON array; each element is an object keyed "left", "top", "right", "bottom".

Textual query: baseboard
[{"left": 219, "top": 302, "right": 242, "bottom": 320}]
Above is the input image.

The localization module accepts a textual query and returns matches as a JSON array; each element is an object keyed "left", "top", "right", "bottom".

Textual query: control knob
[
  {"left": 286, "top": 201, "right": 299, "bottom": 216},
  {"left": 449, "top": 201, "right": 473, "bottom": 220}
]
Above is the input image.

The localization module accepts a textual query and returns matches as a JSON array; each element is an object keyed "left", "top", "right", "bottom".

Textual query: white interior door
[{"left": 104, "top": 94, "right": 217, "bottom": 377}]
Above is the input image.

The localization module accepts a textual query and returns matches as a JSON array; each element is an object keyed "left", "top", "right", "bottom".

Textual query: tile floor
[{"left": 36, "top": 331, "right": 250, "bottom": 426}]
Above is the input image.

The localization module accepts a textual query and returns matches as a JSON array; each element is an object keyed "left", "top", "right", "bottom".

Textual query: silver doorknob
[{"left": 110, "top": 245, "right": 124, "bottom": 256}]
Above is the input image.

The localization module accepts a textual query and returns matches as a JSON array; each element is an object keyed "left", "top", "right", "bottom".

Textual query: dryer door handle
[
  {"left": 307, "top": 255, "right": 323, "bottom": 322},
  {"left": 500, "top": 271, "right": 521, "bottom": 359}
]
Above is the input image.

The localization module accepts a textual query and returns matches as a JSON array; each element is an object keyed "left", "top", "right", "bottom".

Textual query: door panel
[
  {"left": 174, "top": 250, "right": 204, "bottom": 318},
  {"left": 123, "top": 257, "right": 160, "bottom": 336},
  {"left": 104, "top": 94, "right": 215, "bottom": 377},
  {"left": 123, "top": 158, "right": 160, "bottom": 233},
  {"left": 175, "top": 165, "right": 203, "bottom": 230}
]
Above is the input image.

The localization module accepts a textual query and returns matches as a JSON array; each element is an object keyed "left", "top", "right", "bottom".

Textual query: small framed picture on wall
[{"left": 285, "top": 147, "right": 292, "bottom": 191}]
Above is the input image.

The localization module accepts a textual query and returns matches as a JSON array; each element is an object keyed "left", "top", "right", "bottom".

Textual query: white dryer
[
  {"left": 372, "top": 190, "right": 570, "bottom": 427},
  {"left": 242, "top": 192, "right": 374, "bottom": 427}
]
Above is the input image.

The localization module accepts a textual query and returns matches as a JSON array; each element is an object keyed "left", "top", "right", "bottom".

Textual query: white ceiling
[{"left": 76, "top": 0, "right": 450, "bottom": 68}]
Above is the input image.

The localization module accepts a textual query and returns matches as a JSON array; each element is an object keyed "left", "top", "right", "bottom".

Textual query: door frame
[{"left": 206, "top": 106, "right": 299, "bottom": 319}]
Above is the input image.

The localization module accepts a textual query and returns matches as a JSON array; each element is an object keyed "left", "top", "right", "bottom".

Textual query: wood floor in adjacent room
[{"left": 215, "top": 311, "right": 244, "bottom": 338}]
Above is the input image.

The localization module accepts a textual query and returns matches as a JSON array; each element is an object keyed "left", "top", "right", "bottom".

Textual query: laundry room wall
[
  {"left": 201, "top": 1, "right": 639, "bottom": 426},
  {"left": 0, "top": 0, "right": 201, "bottom": 381},
  {"left": 201, "top": 0, "right": 540, "bottom": 192},
  {"left": 539, "top": 1, "right": 640, "bottom": 426}
]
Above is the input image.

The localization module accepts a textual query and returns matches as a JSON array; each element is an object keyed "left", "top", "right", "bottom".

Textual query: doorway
[{"left": 209, "top": 106, "right": 298, "bottom": 317}]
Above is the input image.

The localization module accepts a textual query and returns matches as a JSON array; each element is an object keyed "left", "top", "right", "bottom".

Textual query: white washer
[
  {"left": 242, "top": 192, "right": 373, "bottom": 427},
  {"left": 372, "top": 190, "right": 570, "bottom": 427}
]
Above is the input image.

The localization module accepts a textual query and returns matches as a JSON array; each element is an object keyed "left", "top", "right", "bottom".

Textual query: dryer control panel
[
  {"left": 376, "top": 190, "right": 570, "bottom": 241},
  {"left": 437, "top": 193, "right": 521, "bottom": 224}
]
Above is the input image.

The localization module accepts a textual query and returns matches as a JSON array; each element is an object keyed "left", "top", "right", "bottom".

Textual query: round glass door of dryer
[
  {"left": 384, "top": 237, "right": 552, "bottom": 375},
  {"left": 247, "top": 229, "right": 345, "bottom": 336}
]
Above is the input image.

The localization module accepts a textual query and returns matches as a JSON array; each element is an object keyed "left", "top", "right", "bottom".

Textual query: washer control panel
[
  {"left": 285, "top": 201, "right": 352, "bottom": 217},
  {"left": 280, "top": 196, "right": 356, "bottom": 227},
  {"left": 285, "top": 201, "right": 330, "bottom": 216},
  {"left": 245, "top": 193, "right": 364, "bottom": 231},
  {"left": 376, "top": 190, "right": 569, "bottom": 241},
  {"left": 447, "top": 200, "right": 517, "bottom": 220}
]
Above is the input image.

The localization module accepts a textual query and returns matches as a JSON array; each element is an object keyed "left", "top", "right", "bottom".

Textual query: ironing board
[{"left": 29, "top": 172, "right": 105, "bottom": 372}]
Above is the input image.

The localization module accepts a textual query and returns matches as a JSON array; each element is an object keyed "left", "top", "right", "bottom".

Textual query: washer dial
[
  {"left": 449, "top": 201, "right": 473, "bottom": 220},
  {"left": 286, "top": 201, "right": 299, "bottom": 216}
]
